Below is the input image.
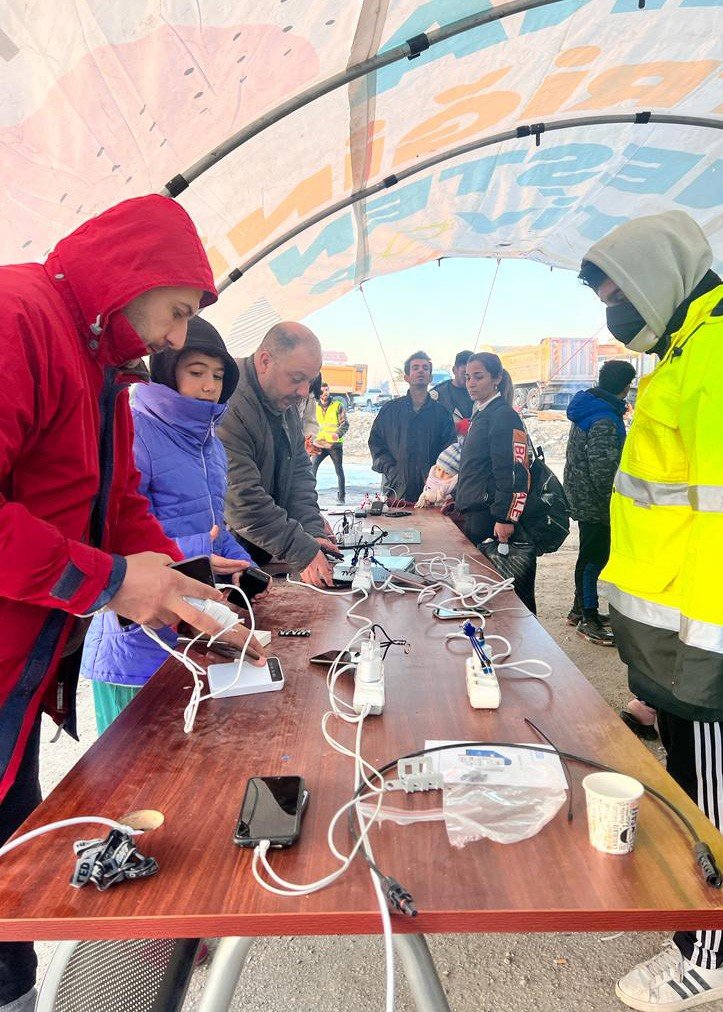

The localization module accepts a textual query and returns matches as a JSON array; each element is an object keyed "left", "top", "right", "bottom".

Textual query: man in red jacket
[{"left": 0, "top": 195, "right": 235, "bottom": 1010}]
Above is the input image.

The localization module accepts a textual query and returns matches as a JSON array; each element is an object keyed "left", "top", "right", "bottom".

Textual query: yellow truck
[
  {"left": 320, "top": 362, "right": 368, "bottom": 410},
  {"left": 493, "top": 337, "right": 598, "bottom": 412}
]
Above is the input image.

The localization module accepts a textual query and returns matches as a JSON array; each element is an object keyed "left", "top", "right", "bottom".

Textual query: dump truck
[
  {"left": 320, "top": 362, "right": 368, "bottom": 410},
  {"left": 493, "top": 337, "right": 598, "bottom": 412}
]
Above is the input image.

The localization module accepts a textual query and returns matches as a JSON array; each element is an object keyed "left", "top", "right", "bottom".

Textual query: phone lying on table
[
  {"left": 309, "top": 650, "right": 359, "bottom": 667},
  {"left": 433, "top": 606, "right": 492, "bottom": 620},
  {"left": 234, "top": 775, "right": 308, "bottom": 848}
]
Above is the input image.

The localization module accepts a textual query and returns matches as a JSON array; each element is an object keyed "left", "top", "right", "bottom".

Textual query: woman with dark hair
[{"left": 455, "top": 352, "right": 537, "bottom": 613}]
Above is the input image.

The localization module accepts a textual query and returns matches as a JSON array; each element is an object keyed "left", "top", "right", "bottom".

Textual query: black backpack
[{"left": 521, "top": 442, "right": 571, "bottom": 556}]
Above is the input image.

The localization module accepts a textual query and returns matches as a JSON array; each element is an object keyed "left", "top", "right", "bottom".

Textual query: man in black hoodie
[{"left": 564, "top": 360, "right": 636, "bottom": 645}]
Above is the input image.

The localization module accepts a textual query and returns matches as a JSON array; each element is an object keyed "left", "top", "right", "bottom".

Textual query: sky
[{"left": 304, "top": 257, "right": 608, "bottom": 387}]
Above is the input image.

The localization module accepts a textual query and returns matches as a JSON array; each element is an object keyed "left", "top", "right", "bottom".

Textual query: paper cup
[{"left": 582, "top": 772, "right": 644, "bottom": 854}]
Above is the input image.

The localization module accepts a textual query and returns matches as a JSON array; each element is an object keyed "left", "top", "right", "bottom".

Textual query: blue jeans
[{"left": 0, "top": 720, "right": 40, "bottom": 1003}]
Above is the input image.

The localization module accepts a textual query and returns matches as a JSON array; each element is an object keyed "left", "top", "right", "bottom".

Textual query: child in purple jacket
[{"left": 81, "top": 318, "right": 264, "bottom": 732}]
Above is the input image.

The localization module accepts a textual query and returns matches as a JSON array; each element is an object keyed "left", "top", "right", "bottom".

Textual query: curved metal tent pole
[
  {"left": 160, "top": 0, "right": 566, "bottom": 197},
  {"left": 216, "top": 111, "right": 723, "bottom": 294}
]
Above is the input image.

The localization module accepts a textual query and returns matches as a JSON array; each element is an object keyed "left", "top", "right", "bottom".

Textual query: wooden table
[{"left": 2, "top": 512, "right": 722, "bottom": 948}]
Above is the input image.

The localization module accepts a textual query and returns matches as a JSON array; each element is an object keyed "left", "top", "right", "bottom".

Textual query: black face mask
[{"left": 605, "top": 302, "right": 647, "bottom": 346}]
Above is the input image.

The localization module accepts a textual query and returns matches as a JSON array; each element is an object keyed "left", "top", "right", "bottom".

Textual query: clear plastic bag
[{"left": 442, "top": 766, "right": 567, "bottom": 848}]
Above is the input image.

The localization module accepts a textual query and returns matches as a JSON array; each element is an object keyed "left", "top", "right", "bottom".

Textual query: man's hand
[
  {"left": 493, "top": 522, "right": 515, "bottom": 544},
  {"left": 211, "top": 555, "right": 252, "bottom": 577},
  {"left": 315, "top": 536, "right": 342, "bottom": 557},
  {"left": 108, "top": 552, "right": 225, "bottom": 637},
  {"left": 300, "top": 550, "right": 334, "bottom": 588},
  {"left": 218, "top": 624, "right": 267, "bottom": 667}
]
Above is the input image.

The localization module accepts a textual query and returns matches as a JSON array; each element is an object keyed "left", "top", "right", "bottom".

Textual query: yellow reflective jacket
[
  {"left": 602, "top": 286, "right": 723, "bottom": 717},
  {"left": 315, "top": 399, "right": 345, "bottom": 445}
]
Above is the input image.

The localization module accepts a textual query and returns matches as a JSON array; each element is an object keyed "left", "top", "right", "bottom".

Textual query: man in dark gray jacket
[{"left": 218, "top": 323, "right": 336, "bottom": 587}]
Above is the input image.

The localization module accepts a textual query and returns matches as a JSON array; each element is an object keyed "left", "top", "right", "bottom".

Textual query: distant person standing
[
  {"left": 368, "top": 351, "right": 456, "bottom": 503},
  {"left": 564, "top": 360, "right": 636, "bottom": 646},
  {"left": 431, "top": 349, "right": 474, "bottom": 420},
  {"left": 312, "top": 382, "right": 348, "bottom": 504}
]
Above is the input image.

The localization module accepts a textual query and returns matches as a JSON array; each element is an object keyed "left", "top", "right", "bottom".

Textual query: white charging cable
[{"left": 0, "top": 817, "right": 140, "bottom": 859}]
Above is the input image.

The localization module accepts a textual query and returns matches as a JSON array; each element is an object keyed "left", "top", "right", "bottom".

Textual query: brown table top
[{"left": 1, "top": 512, "right": 722, "bottom": 941}]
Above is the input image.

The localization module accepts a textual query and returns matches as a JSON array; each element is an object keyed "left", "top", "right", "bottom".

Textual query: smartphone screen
[
  {"left": 234, "top": 775, "right": 305, "bottom": 848},
  {"left": 309, "top": 650, "right": 357, "bottom": 666}
]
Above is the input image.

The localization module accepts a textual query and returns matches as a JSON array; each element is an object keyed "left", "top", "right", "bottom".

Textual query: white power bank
[{"left": 207, "top": 656, "right": 284, "bottom": 698}]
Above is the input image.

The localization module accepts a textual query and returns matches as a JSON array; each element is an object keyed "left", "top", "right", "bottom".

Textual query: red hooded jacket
[{"left": 0, "top": 194, "right": 217, "bottom": 801}]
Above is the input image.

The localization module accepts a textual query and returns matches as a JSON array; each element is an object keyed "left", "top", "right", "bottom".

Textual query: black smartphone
[
  {"left": 169, "top": 554, "right": 216, "bottom": 587},
  {"left": 369, "top": 500, "right": 385, "bottom": 516},
  {"left": 229, "top": 566, "right": 271, "bottom": 605},
  {"left": 309, "top": 650, "right": 358, "bottom": 666},
  {"left": 234, "top": 775, "right": 307, "bottom": 848}
]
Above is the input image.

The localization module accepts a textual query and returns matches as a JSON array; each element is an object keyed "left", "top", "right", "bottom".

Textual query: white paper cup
[{"left": 582, "top": 772, "right": 644, "bottom": 854}]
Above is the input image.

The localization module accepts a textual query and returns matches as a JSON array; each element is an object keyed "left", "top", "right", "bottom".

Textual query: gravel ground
[{"left": 31, "top": 416, "right": 722, "bottom": 1011}]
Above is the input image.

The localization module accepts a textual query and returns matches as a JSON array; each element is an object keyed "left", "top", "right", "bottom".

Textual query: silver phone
[{"left": 433, "top": 606, "right": 491, "bottom": 620}]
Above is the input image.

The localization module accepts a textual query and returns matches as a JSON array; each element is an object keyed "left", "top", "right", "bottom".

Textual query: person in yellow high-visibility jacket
[
  {"left": 579, "top": 210, "right": 723, "bottom": 1011},
  {"left": 311, "top": 382, "right": 348, "bottom": 504}
]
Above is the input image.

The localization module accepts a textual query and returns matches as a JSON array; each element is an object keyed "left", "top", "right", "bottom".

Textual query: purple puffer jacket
[{"left": 80, "top": 382, "right": 251, "bottom": 686}]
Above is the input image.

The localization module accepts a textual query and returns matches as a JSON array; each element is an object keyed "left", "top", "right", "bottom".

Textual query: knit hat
[
  {"left": 150, "top": 316, "right": 240, "bottom": 403},
  {"left": 598, "top": 360, "right": 636, "bottom": 395},
  {"left": 436, "top": 440, "right": 463, "bottom": 477}
]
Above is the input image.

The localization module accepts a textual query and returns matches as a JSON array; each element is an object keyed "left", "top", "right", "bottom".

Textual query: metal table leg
[
  {"left": 394, "top": 933, "right": 451, "bottom": 1011},
  {"left": 196, "top": 937, "right": 255, "bottom": 1012}
]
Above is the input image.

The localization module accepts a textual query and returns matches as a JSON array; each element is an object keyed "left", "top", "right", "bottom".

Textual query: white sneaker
[{"left": 616, "top": 942, "right": 723, "bottom": 1010}]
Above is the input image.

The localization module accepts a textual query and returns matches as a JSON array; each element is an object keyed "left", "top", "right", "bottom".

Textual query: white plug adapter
[
  {"left": 183, "top": 596, "right": 239, "bottom": 629},
  {"left": 353, "top": 638, "right": 384, "bottom": 715},
  {"left": 453, "top": 562, "right": 476, "bottom": 596},
  {"left": 351, "top": 557, "right": 373, "bottom": 592}
]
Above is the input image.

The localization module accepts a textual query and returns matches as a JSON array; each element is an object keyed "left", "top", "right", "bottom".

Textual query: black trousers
[
  {"left": 574, "top": 521, "right": 610, "bottom": 618},
  {"left": 653, "top": 710, "right": 723, "bottom": 968},
  {"left": 0, "top": 720, "right": 41, "bottom": 1003},
  {"left": 312, "top": 444, "right": 345, "bottom": 499}
]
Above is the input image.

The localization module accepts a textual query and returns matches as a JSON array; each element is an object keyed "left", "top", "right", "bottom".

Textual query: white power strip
[
  {"left": 465, "top": 654, "right": 501, "bottom": 709},
  {"left": 353, "top": 639, "right": 384, "bottom": 714}
]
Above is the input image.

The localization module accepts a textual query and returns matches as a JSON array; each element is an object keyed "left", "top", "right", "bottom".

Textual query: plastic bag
[{"left": 442, "top": 765, "right": 567, "bottom": 848}]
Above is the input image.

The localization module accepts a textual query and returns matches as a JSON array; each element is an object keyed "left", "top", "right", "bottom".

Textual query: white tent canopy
[{"left": 1, "top": 0, "right": 721, "bottom": 351}]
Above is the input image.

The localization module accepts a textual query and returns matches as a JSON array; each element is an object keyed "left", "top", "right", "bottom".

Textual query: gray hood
[{"left": 583, "top": 211, "right": 713, "bottom": 336}]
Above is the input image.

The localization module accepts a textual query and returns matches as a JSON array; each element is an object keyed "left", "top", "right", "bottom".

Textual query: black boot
[{"left": 576, "top": 614, "right": 616, "bottom": 646}]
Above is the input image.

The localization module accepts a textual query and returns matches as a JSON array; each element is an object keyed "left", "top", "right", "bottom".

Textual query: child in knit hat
[{"left": 415, "top": 418, "right": 471, "bottom": 508}]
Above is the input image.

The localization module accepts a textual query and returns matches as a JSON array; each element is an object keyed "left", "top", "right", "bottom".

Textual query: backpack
[{"left": 521, "top": 442, "right": 571, "bottom": 556}]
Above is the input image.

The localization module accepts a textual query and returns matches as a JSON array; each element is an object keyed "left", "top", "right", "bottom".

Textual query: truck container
[
  {"left": 494, "top": 337, "right": 598, "bottom": 411},
  {"left": 320, "top": 362, "right": 368, "bottom": 410}
]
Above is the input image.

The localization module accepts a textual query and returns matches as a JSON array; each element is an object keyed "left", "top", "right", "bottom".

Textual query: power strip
[
  {"left": 353, "top": 639, "right": 384, "bottom": 714},
  {"left": 465, "top": 653, "right": 501, "bottom": 709}
]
